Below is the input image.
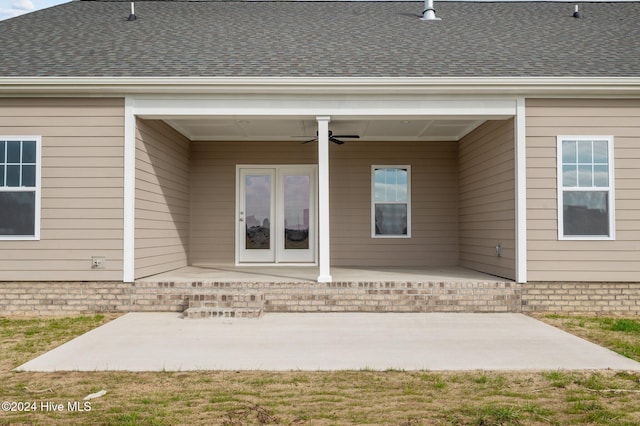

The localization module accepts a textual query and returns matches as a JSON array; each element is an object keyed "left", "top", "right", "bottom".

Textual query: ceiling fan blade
[
  {"left": 329, "top": 137, "right": 345, "bottom": 145},
  {"left": 301, "top": 138, "right": 317, "bottom": 144},
  {"left": 332, "top": 135, "right": 360, "bottom": 139}
]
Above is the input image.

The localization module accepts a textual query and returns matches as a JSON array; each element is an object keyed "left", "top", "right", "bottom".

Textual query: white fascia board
[
  {"left": 132, "top": 97, "right": 518, "bottom": 118},
  {"left": 1, "top": 77, "right": 640, "bottom": 96}
]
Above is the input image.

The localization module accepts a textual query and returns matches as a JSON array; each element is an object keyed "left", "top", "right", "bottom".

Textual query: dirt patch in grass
[{"left": 1, "top": 314, "right": 640, "bottom": 425}]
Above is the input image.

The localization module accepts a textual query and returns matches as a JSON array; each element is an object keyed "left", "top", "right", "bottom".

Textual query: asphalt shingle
[{"left": 0, "top": 0, "right": 638, "bottom": 77}]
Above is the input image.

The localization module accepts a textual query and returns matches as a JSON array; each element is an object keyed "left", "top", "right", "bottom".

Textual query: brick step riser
[
  {"left": 182, "top": 307, "right": 263, "bottom": 319},
  {"left": 187, "top": 293, "right": 265, "bottom": 310}
]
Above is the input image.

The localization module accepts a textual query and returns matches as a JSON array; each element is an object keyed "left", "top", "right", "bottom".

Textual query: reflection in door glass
[
  {"left": 245, "top": 175, "right": 271, "bottom": 249},
  {"left": 284, "top": 175, "right": 309, "bottom": 249}
]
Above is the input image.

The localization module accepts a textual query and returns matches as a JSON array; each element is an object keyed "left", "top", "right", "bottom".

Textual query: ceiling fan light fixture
[{"left": 300, "top": 130, "right": 360, "bottom": 145}]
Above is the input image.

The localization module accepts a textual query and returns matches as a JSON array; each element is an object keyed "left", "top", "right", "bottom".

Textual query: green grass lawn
[
  {"left": 0, "top": 314, "right": 639, "bottom": 425},
  {"left": 536, "top": 314, "right": 640, "bottom": 363}
]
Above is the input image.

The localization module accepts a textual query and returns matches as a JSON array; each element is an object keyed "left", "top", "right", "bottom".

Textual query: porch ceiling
[{"left": 163, "top": 117, "right": 491, "bottom": 142}]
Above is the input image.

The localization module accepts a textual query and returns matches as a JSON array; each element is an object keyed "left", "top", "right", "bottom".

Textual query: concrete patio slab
[
  {"left": 17, "top": 313, "right": 640, "bottom": 372},
  {"left": 138, "top": 265, "right": 510, "bottom": 284}
]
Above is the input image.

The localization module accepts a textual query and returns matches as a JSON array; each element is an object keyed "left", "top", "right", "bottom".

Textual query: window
[
  {"left": 372, "top": 166, "right": 410, "bottom": 238},
  {"left": 0, "top": 137, "right": 41, "bottom": 239},
  {"left": 557, "top": 136, "right": 614, "bottom": 240}
]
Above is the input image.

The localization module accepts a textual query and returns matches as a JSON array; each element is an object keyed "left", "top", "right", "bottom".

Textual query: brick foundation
[
  {"left": 0, "top": 282, "right": 133, "bottom": 316},
  {"left": 0, "top": 279, "right": 519, "bottom": 315},
  {"left": 0, "top": 280, "right": 638, "bottom": 316},
  {"left": 522, "top": 282, "right": 640, "bottom": 314}
]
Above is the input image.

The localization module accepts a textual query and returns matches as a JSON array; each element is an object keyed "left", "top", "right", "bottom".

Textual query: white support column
[
  {"left": 515, "top": 97, "right": 527, "bottom": 283},
  {"left": 123, "top": 97, "right": 136, "bottom": 283},
  {"left": 316, "top": 116, "right": 332, "bottom": 283}
]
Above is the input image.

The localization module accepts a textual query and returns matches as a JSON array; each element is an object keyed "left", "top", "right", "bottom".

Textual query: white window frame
[
  {"left": 0, "top": 136, "right": 41, "bottom": 241},
  {"left": 371, "top": 165, "right": 411, "bottom": 238},
  {"left": 557, "top": 135, "right": 615, "bottom": 241}
]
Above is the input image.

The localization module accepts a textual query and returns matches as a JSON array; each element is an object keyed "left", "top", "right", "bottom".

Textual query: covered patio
[{"left": 129, "top": 92, "right": 527, "bottom": 291}]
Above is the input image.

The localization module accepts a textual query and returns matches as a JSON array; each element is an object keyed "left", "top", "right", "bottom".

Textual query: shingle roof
[{"left": 0, "top": 0, "right": 638, "bottom": 77}]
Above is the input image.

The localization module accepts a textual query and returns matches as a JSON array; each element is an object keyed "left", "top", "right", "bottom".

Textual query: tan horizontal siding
[
  {"left": 134, "top": 119, "right": 190, "bottom": 279},
  {"left": 526, "top": 98, "right": 640, "bottom": 282},
  {"left": 1, "top": 249, "right": 122, "bottom": 261},
  {"left": 42, "top": 229, "right": 122, "bottom": 240},
  {"left": 458, "top": 119, "right": 516, "bottom": 280},
  {"left": 330, "top": 140, "right": 459, "bottom": 267},
  {"left": 3, "top": 126, "right": 124, "bottom": 138},
  {"left": 0, "top": 97, "right": 124, "bottom": 281},
  {"left": 0, "top": 116, "right": 124, "bottom": 127},
  {"left": 43, "top": 167, "right": 123, "bottom": 179}
]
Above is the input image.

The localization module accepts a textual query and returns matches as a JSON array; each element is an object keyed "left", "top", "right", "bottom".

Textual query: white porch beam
[
  {"left": 132, "top": 97, "right": 517, "bottom": 118},
  {"left": 123, "top": 97, "right": 136, "bottom": 283},
  {"left": 317, "top": 116, "right": 332, "bottom": 283},
  {"left": 515, "top": 97, "right": 527, "bottom": 283}
]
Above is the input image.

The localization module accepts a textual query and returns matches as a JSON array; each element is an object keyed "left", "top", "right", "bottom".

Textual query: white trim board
[
  {"left": 514, "top": 97, "right": 527, "bottom": 283},
  {"left": 132, "top": 97, "right": 518, "bottom": 119},
  {"left": 123, "top": 97, "right": 136, "bottom": 283},
  {"left": 2, "top": 77, "right": 640, "bottom": 97}
]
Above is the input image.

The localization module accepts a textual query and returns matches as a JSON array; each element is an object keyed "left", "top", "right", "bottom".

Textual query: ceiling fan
[{"left": 301, "top": 130, "right": 360, "bottom": 145}]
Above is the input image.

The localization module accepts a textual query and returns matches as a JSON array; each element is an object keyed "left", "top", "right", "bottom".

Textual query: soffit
[{"left": 164, "top": 117, "right": 488, "bottom": 141}]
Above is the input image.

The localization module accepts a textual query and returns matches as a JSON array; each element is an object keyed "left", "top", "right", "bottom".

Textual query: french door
[{"left": 237, "top": 165, "right": 316, "bottom": 263}]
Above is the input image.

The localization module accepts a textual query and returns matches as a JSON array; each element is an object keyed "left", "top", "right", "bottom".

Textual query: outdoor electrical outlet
[{"left": 91, "top": 256, "right": 106, "bottom": 269}]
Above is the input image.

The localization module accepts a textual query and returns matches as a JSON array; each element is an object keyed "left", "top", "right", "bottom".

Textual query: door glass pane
[
  {"left": 284, "top": 175, "right": 309, "bottom": 249},
  {"left": 245, "top": 175, "right": 271, "bottom": 250}
]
